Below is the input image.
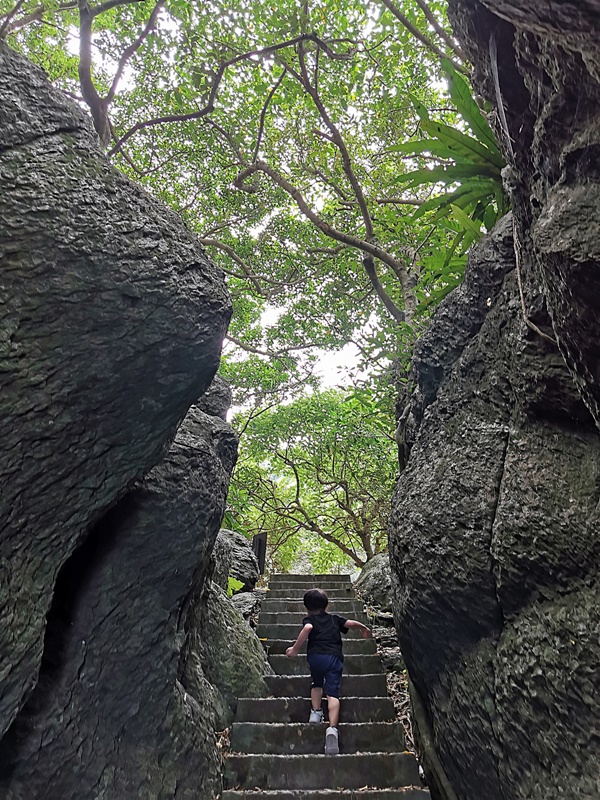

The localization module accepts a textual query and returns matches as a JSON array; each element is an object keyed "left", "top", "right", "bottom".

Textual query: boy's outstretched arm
[
  {"left": 345, "top": 619, "right": 373, "bottom": 639},
  {"left": 286, "top": 623, "right": 313, "bottom": 656}
]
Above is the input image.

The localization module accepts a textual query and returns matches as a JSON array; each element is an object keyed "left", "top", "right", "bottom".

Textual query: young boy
[{"left": 286, "top": 588, "right": 372, "bottom": 755}]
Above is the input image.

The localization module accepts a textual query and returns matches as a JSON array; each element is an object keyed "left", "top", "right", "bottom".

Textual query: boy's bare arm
[
  {"left": 286, "top": 623, "right": 313, "bottom": 656},
  {"left": 345, "top": 619, "right": 373, "bottom": 639}
]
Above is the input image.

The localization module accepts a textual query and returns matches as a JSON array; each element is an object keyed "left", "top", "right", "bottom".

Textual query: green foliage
[
  {"left": 392, "top": 58, "right": 508, "bottom": 308},
  {"left": 2, "top": 0, "right": 508, "bottom": 572},
  {"left": 227, "top": 576, "right": 245, "bottom": 597},
  {"left": 229, "top": 390, "right": 397, "bottom": 571}
]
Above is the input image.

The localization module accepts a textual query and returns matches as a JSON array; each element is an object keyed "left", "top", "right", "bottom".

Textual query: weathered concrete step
[
  {"left": 263, "top": 638, "right": 377, "bottom": 655},
  {"left": 267, "top": 588, "right": 354, "bottom": 599},
  {"left": 269, "top": 574, "right": 352, "bottom": 584},
  {"left": 236, "top": 697, "right": 395, "bottom": 723},
  {"left": 265, "top": 673, "right": 386, "bottom": 697},
  {"left": 257, "top": 624, "right": 364, "bottom": 640},
  {"left": 230, "top": 721, "right": 405, "bottom": 754},
  {"left": 223, "top": 790, "right": 430, "bottom": 800},
  {"left": 268, "top": 582, "right": 352, "bottom": 592},
  {"left": 269, "top": 654, "right": 382, "bottom": 675},
  {"left": 259, "top": 612, "right": 368, "bottom": 625},
  {"left": 262, "top": 599, "right": 364, "bottom": 614},
  {"left": 224, "top": 753, "right": 421, "bottom": 790}
]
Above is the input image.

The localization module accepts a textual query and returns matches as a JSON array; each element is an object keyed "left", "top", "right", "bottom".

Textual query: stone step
[
  {"left": 263, "top": 638, "right": 377, "bottom": 655},
  {"left": 223, "top": 791, "right": 430, "bottom": 800},
  {"left": 230, "top": 721, "right": 405, "bottom": 755},
  {"left": 267, "top": 588, "right": 354, "bottom": 599},
  {"left": 268, "top": 582, "right": 353, "bottom": 592},
  {"left": 269, "top": 574, "right": 352, "bottom": 584},
  {"left": 262, "top": 599, "right": 365, "bottom": 614},
  {"left": 269, "top": 654, "right": 382, "bottom": 676},
  {"left": 236, "top": 697, "right": 395, "bottom": 724},
  {"left": 259, "top": 611, "right": 368, "bottom": 625},
  {"left": 257, "top": 624, "right": 365, "bottom": 640},
  {"left": 224, "top": 753, "right": 421, "bottom": 790},
  {"left": 265, "top": 673, "right": 387, "bottom": 697}
]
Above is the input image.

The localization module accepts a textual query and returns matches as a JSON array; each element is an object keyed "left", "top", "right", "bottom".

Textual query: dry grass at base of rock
[{"left": 372, "top": 624, "right": 415, "bottom": 754}]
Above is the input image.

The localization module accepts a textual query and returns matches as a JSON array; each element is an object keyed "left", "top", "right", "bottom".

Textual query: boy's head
[{"left": 304, "top": 588, "right": 328, "bottom": 612}]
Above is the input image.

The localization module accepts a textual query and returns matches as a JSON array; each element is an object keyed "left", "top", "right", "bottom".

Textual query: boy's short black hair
[{"left": 303, "top": 588, "right": 328, "bottom": 611}]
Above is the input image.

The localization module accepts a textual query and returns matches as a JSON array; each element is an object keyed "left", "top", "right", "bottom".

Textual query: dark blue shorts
[{"left": 307, "top": 653, "right": 343, "bottom": 698}]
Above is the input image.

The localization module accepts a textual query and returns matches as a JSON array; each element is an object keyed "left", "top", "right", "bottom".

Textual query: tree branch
[
  {"left": 224, "top": 333, "right": 319, "bottom": 359},
  {"left": 105, "top": 0, "right": 164, "bottom": 104},
  {"left": 110, "top": 33, "right": 352, "bottom": 156},
  {"left": 91, "top": 0, "right": 143, "bottom": 14},
  {"left": 380, "top": 0, "right": 468, "bottom": 75},
  {"left": 252, "top": 67, "right": 286, "bottom": 163},
  {"left": 0, "top": 0, "right": 27, "bottom": 38},
  {"left": 377, "top": 197, "right": 423, "bottom": 206},
  {"left": 296, "top": 40, "right": 374, "bottom": 242},
  {"left": 1, "top": 0, "right": 77, "bottom": 35},
  {"left": 199, "top": 238, "right": 267, "bottom": 297},
  {"left": 234, "top": 160, "right": 409, "bottom": 314},
  {"left": 78, "top": 0, "right": 110, "bottom": 145},
  {"left": 363, "top": 255, "right": 405, "bottom": 323},
  {"left": 411, "top": 0, "right": 467, "bottom": 62}
]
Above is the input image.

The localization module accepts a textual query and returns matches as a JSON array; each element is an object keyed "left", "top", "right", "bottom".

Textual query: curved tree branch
[
  {"left": 380, "top": 0, "right": 468, "bottom": 75},
  {"left": 234, "top": 160, "right": 408, "bottom": 321},
  {"left": 252, "top": 67, "right": 287, "bottom": 163},
  {"left": 199, "top": 238, "right": 267, "bottom": 297},
  {"left": 0, "top": 0, "right": 27, "bottom": 37},
  {"left": 105, "top": 0, "right": 164, "bottom": 104},
  {"left": 362, "top": 256, "right": 404, "bottom": 324},
  {"left": 411, "top": 0, "right": 467, "bottom": 62},
  {"left": 78, "top": 0, "right": 109, "bottom": 145},
  {"left": 110, "top": 33, "right": 352, "bottom": 156}
]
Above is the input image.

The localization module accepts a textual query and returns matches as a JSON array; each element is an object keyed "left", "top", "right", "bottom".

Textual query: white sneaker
[
  {"left": 324, "top": 725, "right": 339, "bottom": 755},
  {"left": 309, "top": 707, "right": 324, "bottom": 724}
]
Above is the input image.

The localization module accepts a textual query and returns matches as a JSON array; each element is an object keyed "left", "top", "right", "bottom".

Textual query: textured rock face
[
  {"left": 390, "top": 215, "right": 600, "bottom": 800},
  {"left": 183, "top": 582, "right": 271, "bottom": 727},
  {"left": 390, "top": 37, "right": 600, "bottom": 786},
  {"left": 389, "top": 7, "right": 600, "bottom": 798},
  {"left": 354, "top": 553, "right": 393, "bottom": 611},
  {"left": 213, "top": 528, "right": 260, "bottom": 592},
  {"left": 232, "top": 590, "right": 263, "bottom": 624},
  {"left": 449, "top": 0, "right": 600, "bottom": 427},
  {"left": 197, "top": 375, "right": 233, "bottom": 421},
  {"left": 0, "top": 406, "right": 238, "bottom": 799},
  {"left": 0, "top": 43, "right": 234, "bottom": 798}
]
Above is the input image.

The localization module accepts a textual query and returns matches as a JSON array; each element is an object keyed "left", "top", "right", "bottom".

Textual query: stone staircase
[{"left": 224, "top": 573, "right": 430, "bottom": 800}]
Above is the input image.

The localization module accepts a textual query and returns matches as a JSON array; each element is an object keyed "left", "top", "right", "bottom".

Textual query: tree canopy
[
  {"left": 1, "top": 0, "right": 505, "bottom": 571},
  {"left": 229, "top": 390, "right": 397, "bottom": 571}
]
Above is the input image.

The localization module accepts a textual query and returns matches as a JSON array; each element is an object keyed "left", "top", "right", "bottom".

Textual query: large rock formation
[
  {"left": 389, "top": 5, "right": 600, "bottom": 799},
  {"left": 183, "top": 580, "right": 271, "bottom": 728},
  {"left": 213, "top": 528, "right": 260, "bottom": 592},
  {"left": 0, "top": 407, "right": 238, "bottom": 799},
  {"left": 354, "top": 553, "right": 393, "bottom": 612},
  {"left": 0, "top": 43, "right": 245, "bottom": 798}
]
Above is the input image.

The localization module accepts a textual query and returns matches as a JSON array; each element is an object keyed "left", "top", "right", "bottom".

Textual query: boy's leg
[
  {"left": 326, "top": 696, "right": 340, "bottom": 728},
  {"left": 323, "top": 658, "right": 343, "bottom": 755},
  {"left": 311, "top": 686, "right": 323, "bottom": 710},
  {"left": 307, "top": 654, "right": 325, "bottom": 723}
]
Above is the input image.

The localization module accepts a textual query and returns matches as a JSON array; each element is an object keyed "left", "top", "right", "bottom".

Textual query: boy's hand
[
  {"left": 286, "top": 646, "right": 297, "bottom": 657},
  {"left": 361, "top": 627, "right": 372, "bottom": 639}
]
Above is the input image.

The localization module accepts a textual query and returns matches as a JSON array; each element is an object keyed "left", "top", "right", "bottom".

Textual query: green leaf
[
  {"left": 393, "top": 164, "right": 497, "bottom": 188},
  {"left": 441, "top": 58, "right": 500, "bottom": 154},
  {"left": 450, "top": 204, "right": 484, "bottom": 238},
  {"left": 227, "top": 577, "right": 244, "bottom": 597},
  {"left": 408, "top": 92, "right": 430, "bottom": 122},
  {"left": 421, "top": 119, "right": 505, "bottom": 169}
]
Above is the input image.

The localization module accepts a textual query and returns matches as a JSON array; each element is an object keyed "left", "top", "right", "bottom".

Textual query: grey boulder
[{"left": 354, "top": 553, "right": 393, "bottom": 612}]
